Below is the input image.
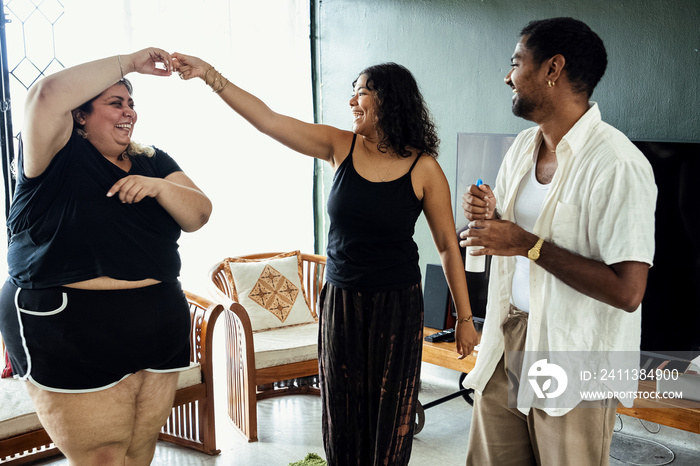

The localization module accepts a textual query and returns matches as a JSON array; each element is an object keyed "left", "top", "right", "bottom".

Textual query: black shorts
[{"left": 0, "top": 279, "right": 191, "bottom": 393}]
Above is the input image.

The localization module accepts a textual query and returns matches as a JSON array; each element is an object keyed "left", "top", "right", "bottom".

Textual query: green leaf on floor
[{"left": 288, "top": 452, "right": 327, "bottom": 466}]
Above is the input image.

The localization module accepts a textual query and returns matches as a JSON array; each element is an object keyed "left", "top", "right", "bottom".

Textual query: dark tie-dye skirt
[{"left": 318, "top": 282, "right": 424, "bottom": 466}]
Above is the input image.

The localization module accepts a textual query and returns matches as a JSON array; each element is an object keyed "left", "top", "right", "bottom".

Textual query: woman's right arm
[
  {"left": 22, "top": 48, "right": 175, "bottom": 178},
  {"left": 172, "top": 53, "right": 351, "bottom": 168}
]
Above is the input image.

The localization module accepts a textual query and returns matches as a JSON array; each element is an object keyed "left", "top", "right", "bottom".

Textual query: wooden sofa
[
  {"left": 0, "top": 290, "right": 222, "bottom": 464},
  {"left": 210, "top": 252, "right": 326, "bottom": 442}
]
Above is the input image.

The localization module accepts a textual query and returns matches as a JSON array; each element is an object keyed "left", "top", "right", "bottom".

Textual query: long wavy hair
[
  {"left": 355, "top": 63, "right": 439, "bottom": 159},
  {"left": 73, "top": 78, "right": 154, "bottom": 157}
]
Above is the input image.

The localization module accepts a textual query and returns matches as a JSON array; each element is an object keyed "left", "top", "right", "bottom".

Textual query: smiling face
[
  {"left": 505, "top": 37, "right": 548, "bottom": 122},
  {"left": 349, "top": 74, "right": 380, "bottom": 139},
  {"left": 75, "top": 82, "right": 137, "bottom": 157}
]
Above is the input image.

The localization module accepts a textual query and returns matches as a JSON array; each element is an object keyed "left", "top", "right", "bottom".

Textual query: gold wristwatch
[{"left": 527, "top": 237, "right": 545, "bottom": 261}]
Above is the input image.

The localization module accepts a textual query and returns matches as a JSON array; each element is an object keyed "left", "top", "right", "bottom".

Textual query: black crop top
[
  {"left": 7, "top": 132, "right": 183, "bottom": 288},
  {"left": 325, "top": 135, "right": 423, "bottom": 291}
]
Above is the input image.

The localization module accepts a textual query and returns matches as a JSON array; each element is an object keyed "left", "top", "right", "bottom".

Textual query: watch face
[{"left": 528, "top": 238, "right": 543, "bottom": 261}]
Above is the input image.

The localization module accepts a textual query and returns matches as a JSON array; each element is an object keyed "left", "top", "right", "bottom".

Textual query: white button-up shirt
[{"left": 463, "top": 103, "right": 657, "bottom": 415}]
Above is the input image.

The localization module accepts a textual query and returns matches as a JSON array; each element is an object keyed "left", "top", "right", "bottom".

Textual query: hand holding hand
[
  {"left": 124, "top": 48, "right": 174, "bottom": 77},
  {"left": 462, "top": 183, "right": 496, "bottom": 221},
  {"left": 171, "top": 53, "right": 212, "bottom": 81},
  {"left": 455, "top": 320, "right": 479, "bottom": 360},
  {"left": 107, "top": 175, "right": 164, "bottom": 204}
]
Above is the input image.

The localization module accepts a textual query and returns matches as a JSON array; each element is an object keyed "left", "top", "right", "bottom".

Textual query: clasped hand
[
  {"left": 126, "top": 47, "right": 176, "bottom": 77},
  {"left": 107, "top": 175, "right": 163, "bottom": 204}
]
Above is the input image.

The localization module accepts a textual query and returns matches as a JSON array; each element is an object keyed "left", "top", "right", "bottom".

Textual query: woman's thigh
[
  {"left": 128, "top": 370, "right": 179, "bottom": 457},
  {"left": 26, "top": 370, "right": 179, "bottom": 465}
]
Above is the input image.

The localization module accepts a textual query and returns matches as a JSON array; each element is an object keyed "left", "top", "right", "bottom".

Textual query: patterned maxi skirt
[{"left": 318, "top": 282, "right": 424, "bottom": 466}]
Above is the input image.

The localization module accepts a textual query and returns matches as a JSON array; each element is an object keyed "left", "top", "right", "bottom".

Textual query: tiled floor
[{"left": 34, "top": 341, "right": 700, "bottom": 465}]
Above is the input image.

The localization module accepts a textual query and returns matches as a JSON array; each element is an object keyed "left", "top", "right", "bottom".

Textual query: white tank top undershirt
[{"left": 511, "top": 163, "right": 550, "bottom": 312}]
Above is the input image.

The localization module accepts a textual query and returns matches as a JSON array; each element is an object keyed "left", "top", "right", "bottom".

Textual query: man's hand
[
  {"left": 459, "top": 219, "right": 537, "bottom": 257},
  {"left": 462, "top": 183, "right": 497, "bottom": 221}
]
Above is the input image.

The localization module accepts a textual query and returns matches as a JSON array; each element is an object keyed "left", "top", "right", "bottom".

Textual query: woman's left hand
[
  {"left": 455, "top": 320, "right": 479, "bottom": 360},
  {"left": 107, "top": 175, "right": 163, "bottom": 204},
  {"left": 171, "top": 53, "right": 212, "bottom": 81}
]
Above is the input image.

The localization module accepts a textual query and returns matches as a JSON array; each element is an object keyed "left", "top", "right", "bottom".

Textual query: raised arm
[
  {"left": 418, "top": 157, "right": 478, "bottom": 358},
  {"left": 172, "top": 53, "right": 351, "bottom": 168},
  {"left": 22, "top": 48, "right": 175, "bottom": 178}
]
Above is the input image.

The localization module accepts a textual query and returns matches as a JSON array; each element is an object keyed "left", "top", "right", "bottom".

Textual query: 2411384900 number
[{"left": 597, "top": 368, "right": 680, "bottom": 381}]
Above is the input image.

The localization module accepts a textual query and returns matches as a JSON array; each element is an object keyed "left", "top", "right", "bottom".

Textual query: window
[{"left": 1, "top": 0, "right": 315, "bottom": 292}]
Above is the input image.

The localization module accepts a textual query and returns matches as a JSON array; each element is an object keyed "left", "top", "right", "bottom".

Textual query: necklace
[
  {"left": 364, "top": 138, "right": 396, "bottom": 182},
  {"left": 374, "top": 155, "right": 397, "bottom": 182},
  {"left": 542, "top": 142, "right": 556, "bottom": 153}
]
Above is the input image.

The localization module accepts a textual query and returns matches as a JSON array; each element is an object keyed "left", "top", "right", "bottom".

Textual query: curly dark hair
[
  {"left": 354, "top": 63, "right": 439, "bottom": 158},
  {"left": 521, "top": 17, "right": 607, "bottom": 98}
]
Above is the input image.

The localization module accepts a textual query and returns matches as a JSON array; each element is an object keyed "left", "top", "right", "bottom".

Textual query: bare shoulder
[
  {"left": 413, "top": 154, "right": 447, "bottom": 183},
  {"left": 411, "top": 154, "right": 447, "bottom": 200},
  {"left": 329, "top": 130, "right": 359, "bottom": 169},
  {"left": 415, "top": 153, "right": 441, "bottom": 169}
]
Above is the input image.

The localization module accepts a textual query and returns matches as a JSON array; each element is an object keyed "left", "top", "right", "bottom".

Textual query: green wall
[{"left": 314, "top": 0, "right": 700, "bottom": 272}]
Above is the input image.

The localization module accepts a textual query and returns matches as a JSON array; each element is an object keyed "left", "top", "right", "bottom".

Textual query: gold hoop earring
[{"left": 547, "top": 80, "right": 555, "bottom": 88}]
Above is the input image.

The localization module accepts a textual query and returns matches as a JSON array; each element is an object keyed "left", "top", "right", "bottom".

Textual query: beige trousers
[{"left": 466, "top": 309, "right": 618, "bottom": 466}]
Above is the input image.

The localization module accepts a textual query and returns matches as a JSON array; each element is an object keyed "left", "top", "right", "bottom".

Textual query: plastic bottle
[{"left": 465, "top": 179, "right": 486, "bottom": 273}]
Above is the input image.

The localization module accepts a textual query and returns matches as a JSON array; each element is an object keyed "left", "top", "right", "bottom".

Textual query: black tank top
[
  {"left": 6, "top": 132, "right": 183, "bottom": 288},
  {"left": 325, "top": 134, "right": 423, "bottom": 291}
]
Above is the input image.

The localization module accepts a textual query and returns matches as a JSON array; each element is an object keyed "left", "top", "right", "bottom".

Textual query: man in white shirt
[{"left": 460, "top": 17, "right": 657, "bottom": 465}]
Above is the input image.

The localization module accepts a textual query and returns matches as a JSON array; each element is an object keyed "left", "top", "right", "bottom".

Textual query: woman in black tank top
[{"left": 175, "top": 54, "right": 479, "bottom": 466}]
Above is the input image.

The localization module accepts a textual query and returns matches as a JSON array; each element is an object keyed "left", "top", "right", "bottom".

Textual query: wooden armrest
[
  {"left": 184, "top": 291, "right": 224, "bottom": 383},
  {"left": 222, "top": 301, "right": 257, "bottom": 436},
  {"left": 209, "top": 261, "right": 236, "bottom": 304},
  {"left": 224, "top": 301, "right": 256, "bottom": 368}
]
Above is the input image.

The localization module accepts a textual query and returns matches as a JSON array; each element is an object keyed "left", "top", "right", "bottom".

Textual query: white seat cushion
[
  {"left": 253, "top": 322, "right": 318, "bottom": 370},
  {"left": 175, "top": 362, "right": 202, "bottom": 390},
  {"left": 0, "top": 377, "right": 42, "bottom": 440}
]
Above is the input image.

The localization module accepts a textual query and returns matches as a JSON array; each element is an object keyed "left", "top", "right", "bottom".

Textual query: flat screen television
[{"left": 455, "top": 133, "right": 700, "bottom": 354}]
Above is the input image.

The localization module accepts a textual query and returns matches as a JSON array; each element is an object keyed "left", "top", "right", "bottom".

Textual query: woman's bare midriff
[{"left": 63, "top": 276, "right": 161, "bottom": 290}]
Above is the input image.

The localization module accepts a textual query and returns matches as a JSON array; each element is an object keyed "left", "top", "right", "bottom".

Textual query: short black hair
[{"left": 521, "top": 17, "right": 607, "bottom": 98}]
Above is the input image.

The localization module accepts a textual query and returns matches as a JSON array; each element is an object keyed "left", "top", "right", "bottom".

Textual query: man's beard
[{"left": 512, "top": 94, "right": 536, "bottom": 120}]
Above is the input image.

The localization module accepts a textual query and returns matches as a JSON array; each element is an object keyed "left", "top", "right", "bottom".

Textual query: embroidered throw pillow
[{"left": 223, "top": 251, "right": 316, "bottom": 332}]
